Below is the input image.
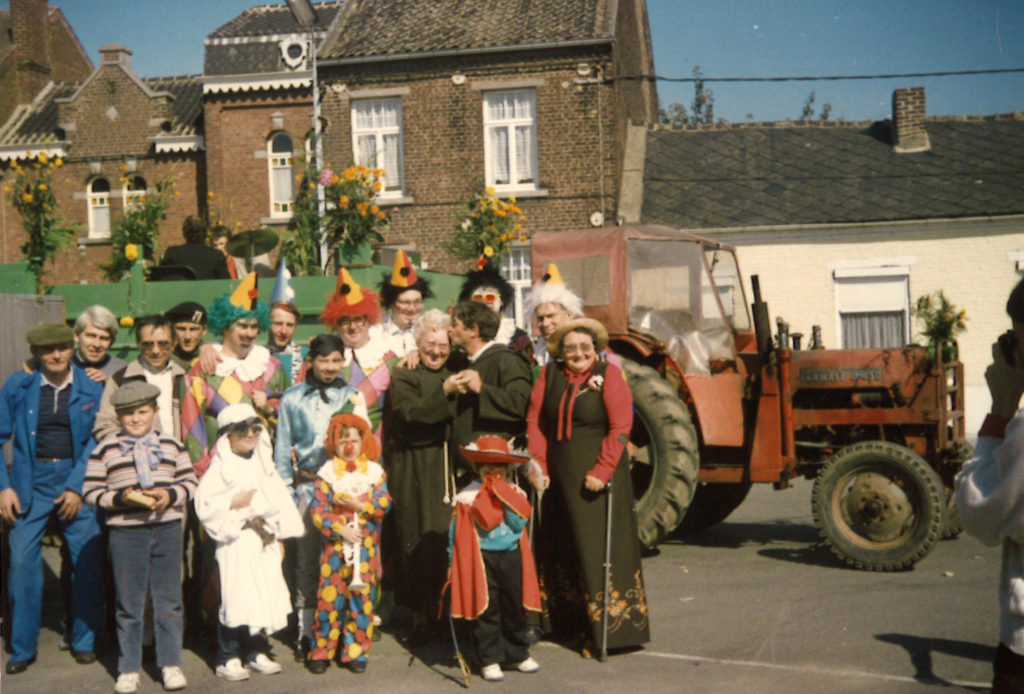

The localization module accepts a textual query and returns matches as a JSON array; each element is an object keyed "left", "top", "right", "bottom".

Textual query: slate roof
[
  {"left": 204, "top": 2, "right": 346, "bottom": 76},
  {"left": 320, "top": 0, "right": 615, "bottom": 60},
  {"left": 0, "top": 76, "right": 203, "bottom": 149},
  {"left": 641, "top": 116, "right": 1024, "bottom": 229}
]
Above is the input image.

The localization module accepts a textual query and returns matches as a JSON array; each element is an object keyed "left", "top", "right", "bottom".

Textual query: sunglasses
[
  {"left": 472, "top": 292, "right": 499, "bottom": 303},
  {"left": 226, "top": 417, "right": 264, "bottom": 436}
]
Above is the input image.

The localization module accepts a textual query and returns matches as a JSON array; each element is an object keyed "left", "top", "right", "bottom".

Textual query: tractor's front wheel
[
  {"left": 812, "top": 441, "right": 944, "bottom": 571},
  {"left": 622, "top": 359, "right": 700, "bottom": 550}
]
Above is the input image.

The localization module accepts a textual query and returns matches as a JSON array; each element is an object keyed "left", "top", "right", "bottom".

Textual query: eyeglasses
[
  {"left": 472, "top": 292, "right": 499, "bottom": 303},
  {"left": 338, "top": 316, "right": 368, "bottom": 327},
  {"left": 226, "top": 417, "right": 263, "bottom": 436},
  {"left": 139, "top": 340, "right": 172, "bottom": 350},
  {"left": 395, "top": 299, "right": 424, "bottom": 308},
  {"left": 562, "top": 343, "right": 595, "bottom": 355}
]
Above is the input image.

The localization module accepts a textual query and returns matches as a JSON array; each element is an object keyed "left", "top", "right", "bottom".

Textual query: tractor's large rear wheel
[
  {"left": 623, "top": 360, "right": 700, "bottom": 550},
  {"left": 811, "top": 441, "right": 944, "bottom": 571},
  {"left": 676, "top": 482, "right": 752, "bottom": 539}
]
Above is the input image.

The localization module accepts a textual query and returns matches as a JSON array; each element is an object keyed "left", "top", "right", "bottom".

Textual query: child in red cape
[{"left": 448, "top": 435, "right": 540, "bottom": 683}]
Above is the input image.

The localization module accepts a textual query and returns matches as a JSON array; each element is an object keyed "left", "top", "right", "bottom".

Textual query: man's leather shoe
[
  {"left": 5, "top": 657, "right": 35, "bottom": 674},
  {"left": 72, "top": 650, "right": 97, "bottom": 664},
  {"left": 347, "top": 660, "right": 367, "bottom": 674},
  {"left": 307, "top": 659, "right": 328, "bottom": 675}
]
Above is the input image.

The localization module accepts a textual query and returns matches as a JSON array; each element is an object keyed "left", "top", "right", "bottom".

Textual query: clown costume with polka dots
[{"left": 307, "top": 413, "right": 391, "bottom": 674}]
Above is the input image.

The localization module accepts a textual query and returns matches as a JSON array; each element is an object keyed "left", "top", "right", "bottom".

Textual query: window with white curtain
[
  {"left": 483, "top": 89, "right": 538, "bottom": 192},
  {"left": 268, "top": 132, "right": 295, "bottom": 217},
  {"left": 123, "top": 175, "right": 146, "bottom": 211},
  {"left": 88, "top": 177, "right": 111, "bottom": 239},
  {"left": 351, "top": 98, "right": 404, "bottom": 196},
  {"left": 834, "top": 267, "right": 910, "bottom": 349},
  {"left": 500, "top": 244, "right": 532, "bottom": 328}
]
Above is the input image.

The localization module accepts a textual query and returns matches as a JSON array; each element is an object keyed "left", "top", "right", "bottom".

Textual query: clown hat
[
  {"left": 460, "top": 435, "right": 530, "bottom": 466},
  {"left": 229, "top": 272, "right": 259, "bottom": 311},
  {"left": 320, "top": 268, "right": 382, "bottom": 326},
  {"left": 541, "top": 262, "right": 564, "bottom": 285},
  {"left": 270, "top": 261, "right": 296, "bottom": 307},
  {"left": 379, "top": 249, "right": 433, "bottom": 308}
]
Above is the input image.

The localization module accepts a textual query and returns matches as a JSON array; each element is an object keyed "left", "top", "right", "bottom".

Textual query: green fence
[{"left": 8, "top": 261, "right": 464, "bottom": 362}]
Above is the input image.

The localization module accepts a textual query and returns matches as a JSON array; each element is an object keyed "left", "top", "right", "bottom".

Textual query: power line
[{"left": 614, "top": 67, "right": 1024, "bottom": 84}]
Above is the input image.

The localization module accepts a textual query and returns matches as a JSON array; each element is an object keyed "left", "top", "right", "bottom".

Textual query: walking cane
[{"left": 600, "top": 480, "right": 613, "bottom": 663}]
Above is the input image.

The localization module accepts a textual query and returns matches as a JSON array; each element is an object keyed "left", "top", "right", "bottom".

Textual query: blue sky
[{"left": 56, "top": 0, "right": 1024, "bottom": 123}]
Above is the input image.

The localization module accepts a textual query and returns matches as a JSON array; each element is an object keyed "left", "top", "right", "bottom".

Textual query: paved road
[{"left": 2, "top": 478, "right": 1000, "bottom": 693}]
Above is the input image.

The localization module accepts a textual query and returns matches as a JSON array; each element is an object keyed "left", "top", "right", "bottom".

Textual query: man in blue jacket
[{"left": 0, "top": 323, "right": 105, "bottom": 674}]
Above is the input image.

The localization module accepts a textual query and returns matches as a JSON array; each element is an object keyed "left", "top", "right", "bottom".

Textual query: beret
[
  {"left": 165, "top": 301, "right": 207, "bottom": 325},
  {"left": 111, "top": 380, "right": 161, "bottom": 410},
  {"left": 26, "top": 322, "right": 74, "bottom": 347}
]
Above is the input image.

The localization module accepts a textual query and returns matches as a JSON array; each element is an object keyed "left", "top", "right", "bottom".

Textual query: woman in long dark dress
[
  {"left": 384, "top": 309, "right": 458, "bottom": 641},
  {"left": 526, "top": 318, "right": 649, "bottom": 656}
]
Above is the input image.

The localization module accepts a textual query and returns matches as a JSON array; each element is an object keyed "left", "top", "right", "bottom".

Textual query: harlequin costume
[
  {"left": 181, "top": 274, "right": 289, "bottom": 477},
  {"left": 448, "top": 437, "right": 540, "bottom": 670},
  {"left": 308, "top": 414, "right": 391, "bottom": 669}
]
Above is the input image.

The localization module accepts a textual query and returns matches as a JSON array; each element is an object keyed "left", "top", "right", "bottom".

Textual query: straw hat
[{"left": 546, "top": 317, "right": 609, "bottom": 358}]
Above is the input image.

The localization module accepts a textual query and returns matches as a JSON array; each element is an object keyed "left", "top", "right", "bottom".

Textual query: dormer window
[{"left": 280, "top": 36, "right": 308, "bottom": 71}]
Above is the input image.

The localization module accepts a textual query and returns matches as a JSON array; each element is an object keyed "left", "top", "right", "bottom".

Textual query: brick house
[
  {"left": 628, "top": 87, "right": 1024, "bottom": 431},
  {"left": 0, "top": 1, "right": 204, "bottom": 285},
  {"left": 202, "top": 0, "right": 657, "bottom": 316}
]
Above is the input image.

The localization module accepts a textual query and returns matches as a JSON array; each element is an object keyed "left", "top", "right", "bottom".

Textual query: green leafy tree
[
  {"left": 799, "top": 91, "right": 833, "bottom": 121},
  {"left": 4, "top": 153, "right": 79, "bottom": 293},
  {"left": 100, "top": 175, "right": 176, "bottom": 281},
  {"left": 658, "top": 66, "right": 715, "bottom": 125}
]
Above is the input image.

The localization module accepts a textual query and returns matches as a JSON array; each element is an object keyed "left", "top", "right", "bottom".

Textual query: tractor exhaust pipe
[{"left": 751, "top": 275, "right": 772, "bottom": 358}]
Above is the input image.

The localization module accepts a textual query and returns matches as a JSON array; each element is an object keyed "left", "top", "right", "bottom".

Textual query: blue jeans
[
  {"left": 217, "top": 622, "right": 269, "bottom": 665},
  {"left": 7, "top": 458, "right": 103, "bottom": 662},
  {"left": 108, "top": 522, "right": 184, "bottom": 673}
]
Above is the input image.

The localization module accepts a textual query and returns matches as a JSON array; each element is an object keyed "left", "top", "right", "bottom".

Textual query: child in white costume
[{"left": 195, "top": 403, "right": 304, "bottom": 681}]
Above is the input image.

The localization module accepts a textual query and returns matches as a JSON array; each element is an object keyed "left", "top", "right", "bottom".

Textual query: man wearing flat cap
[
  {"left": 0, "top": 323, "right": 105, "bottom": 674},
  {"left": 165, "top": 302, "right": 209, "bottom": 370}
]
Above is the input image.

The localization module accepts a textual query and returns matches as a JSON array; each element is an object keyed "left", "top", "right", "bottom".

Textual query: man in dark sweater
[
  {"left": 446, "top": 301, "right": 532, "bottom": 480},
  {"left": 0, "top": 323, "right": 105, "bottom": 674},
  {"left": 161, "top": 216, "right": 230, "bottom": 281}
]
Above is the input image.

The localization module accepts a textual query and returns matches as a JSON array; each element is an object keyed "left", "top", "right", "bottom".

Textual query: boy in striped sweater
[{"left": 83, "top": 381, "right": 198, "bottom": 694}]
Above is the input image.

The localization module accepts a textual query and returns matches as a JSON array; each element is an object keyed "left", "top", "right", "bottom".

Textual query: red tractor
[{"left": 531, "top": 226, "right": 968, "bottom": 571}]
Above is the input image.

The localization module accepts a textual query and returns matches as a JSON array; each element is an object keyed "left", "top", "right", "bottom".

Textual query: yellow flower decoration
[
  {"left": 483, "top": 246, "right": 494, "bottom": 257},
  {"left": 124, "top": 244, "right": 139, "bottom": 261},
  {"left": 484, "top": 186, "right": 496, "bottom": 197},
  {"left": 22, "top": 193, "right": 33, "bottom": 203},
  {"left": 119, "top": 316, "right": 135, "bottom": 327}
]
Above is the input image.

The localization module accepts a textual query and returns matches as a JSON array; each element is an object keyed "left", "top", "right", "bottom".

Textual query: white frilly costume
[{"left": 195, "top": 404, "right": 304, "bottom": 634}]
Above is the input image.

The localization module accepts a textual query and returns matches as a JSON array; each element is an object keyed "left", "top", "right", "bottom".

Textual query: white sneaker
[
  {"left": 114, "top": 672, "right": 140, "bottom": 694},
  {"left": 162, "top": 665, "right": 187, "bottom": 690},
  {"left": 481, "top": 663, "right": 504, "bottom": 682},
  {"left": 215, "top": 658, "right": 250, "bottom": 681},
  {"left": 514, "top": 656, "right": 540, "bottom": 673},
  {"left": 246, "top": 653, "right": 282, "bottom": 675}
]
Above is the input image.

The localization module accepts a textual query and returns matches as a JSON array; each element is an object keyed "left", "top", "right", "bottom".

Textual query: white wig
[{"left": 523, "top": 282, "right": 584, "bottom": 320}]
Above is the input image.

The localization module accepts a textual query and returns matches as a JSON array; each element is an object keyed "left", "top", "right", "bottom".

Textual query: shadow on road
[
  {"left": 664, "top": 519, "right": 849, "bottom": 568},
  {"left": 876, "top": 633, "right": 994, "bottom": 690}
]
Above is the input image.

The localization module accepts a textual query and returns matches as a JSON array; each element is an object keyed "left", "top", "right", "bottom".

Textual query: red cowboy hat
[{"left": 459, "top": 435, "right": 530, "bottom": 466}]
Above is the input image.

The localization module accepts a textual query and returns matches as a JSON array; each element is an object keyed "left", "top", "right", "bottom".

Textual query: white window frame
[
  {"left": 268, "top": 132, "right": 295, "bottom": 218},
  {"left": 87, "top": 177, "right": 111, "bottom": 239},
  {"left": 123, "top": 175, "right": 146, "bottom": 211},
  {"left": 483, "top": 89, "right": 538, "bottom": 193},
  {"left": 500, "top": 243, "right": 532, "bottom": 329},
  {"left": 833, "top": 265, "right": 911, "bottom": 349},
  {"left": 350, "top": 97, "right": 404, "bottom": 198}
]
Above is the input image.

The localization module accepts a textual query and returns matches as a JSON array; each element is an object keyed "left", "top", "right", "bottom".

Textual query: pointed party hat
[
  {"left": 270, "top": 261, "right": 296, "bottom": 306},
  {"left": 320, "top": 268, "right": 381, "bottom": 326},
  {"left": 229, "top": 272, "right": 259, "bottom": 310},
  {"left": 390, "top": 249, "right": 419, "bottom": 288},
  {"left": 541, "top": 262, "right": 564, "bottom": 285}
]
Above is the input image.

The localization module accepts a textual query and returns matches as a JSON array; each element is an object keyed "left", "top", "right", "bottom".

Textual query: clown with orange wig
[{"left": 306, "top": 413, "right": 391, "bottom": 675}]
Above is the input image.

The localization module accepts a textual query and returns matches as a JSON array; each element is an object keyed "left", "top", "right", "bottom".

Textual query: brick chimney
[
  {"left": 892, "top": 87, "right": 930, "bottom": 153},
  {"left": 98, "top": 44, "right": 133, "bottom": 70},
  {"left": 9, "top": 0, "right": 52, "bottom": 106}
]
